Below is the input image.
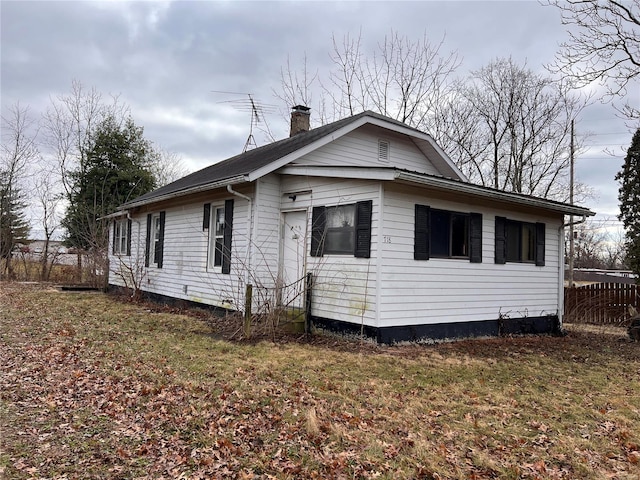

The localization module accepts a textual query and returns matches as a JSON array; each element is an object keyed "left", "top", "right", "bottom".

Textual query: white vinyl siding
[
  {"left": 109, "top": 190, "right": 251, "bottom": 311},
  {"left": 292, "top": 125, "right": 439, "bottom": 176},
  {"left": 250, "top": 175, "right": 282, "bottom": 306},
  {"left": 281, "top": 176, "right": 380, "bottom": 327},
  {"left": 378, "top": 183, "right": 561, "bottom": 329}
]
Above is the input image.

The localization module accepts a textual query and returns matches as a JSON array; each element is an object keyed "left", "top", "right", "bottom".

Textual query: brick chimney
[{"left": 289, "top": 105, "right": 311, "bottom": 137}]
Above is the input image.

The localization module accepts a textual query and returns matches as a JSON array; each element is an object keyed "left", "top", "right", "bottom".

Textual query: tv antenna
[{"left": 212, "top": 91, "right": 277, "bottom": 152}]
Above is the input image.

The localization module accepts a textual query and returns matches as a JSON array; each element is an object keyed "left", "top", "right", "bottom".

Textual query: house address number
[{"left": 383, "top": 236, "right": 392, "bottom": 244}]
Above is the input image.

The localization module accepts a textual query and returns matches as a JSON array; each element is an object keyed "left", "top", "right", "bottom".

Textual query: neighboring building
[
  {"left": 106, "top": 107, "right": 594, "bottom": 343},
  {"left": 565, "top": 268, "right": 638, "bottom": 286}
]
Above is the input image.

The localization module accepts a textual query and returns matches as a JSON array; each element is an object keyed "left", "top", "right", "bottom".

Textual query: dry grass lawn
[{"left": 1, "top": 282, "right": 639, "bottom": 479}]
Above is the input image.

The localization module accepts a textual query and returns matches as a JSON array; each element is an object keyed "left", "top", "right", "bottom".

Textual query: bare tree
[
  {"left": 1, "top": 103, "right": 39, "bottom": 279},
  {"left": 546, "top": 0, "right": 640, "bottom": 119},
  {"left": 148, "top": 148, "right": 191, "bottom": 187},
  {"left": 277, "top": 30, "right": 461, "bottom": 127},
  {"left": 570, "top": 221, "right": 608, "bottom": 268},
  {"left": 432, "top": 58, "right": 591, "bottom": 200},
  {"left": 275, "top": 54, "right": 320, "bottom": 120},
  {"left": 601, "top": 227, "right": 628, "bottom": 269},
  {"left": 33, "top": 171, "right": 63, "bottom": 281},
  {"left": 42, "top": 80, "right": 130, "bottom": 197}
]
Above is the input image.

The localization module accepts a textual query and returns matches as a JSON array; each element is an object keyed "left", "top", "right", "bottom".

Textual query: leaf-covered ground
[{"left": 1, "top": 282, "right": 639, "bottom": 479}]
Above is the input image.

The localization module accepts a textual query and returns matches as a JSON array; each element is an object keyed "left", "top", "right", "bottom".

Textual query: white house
[{"left": 107, "top": 107, "right": 594, "bottom": 343}]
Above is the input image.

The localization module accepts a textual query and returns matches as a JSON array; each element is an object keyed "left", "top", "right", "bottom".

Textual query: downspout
[
  {"left": 227, "top": 184, "right": 253, "bottom": 285},
  {"left": 558, "top": 215, "right": 586, "bottom": 326}
]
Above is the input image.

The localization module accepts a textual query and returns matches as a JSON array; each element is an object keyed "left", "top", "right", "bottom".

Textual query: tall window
[
  {"left": 145, "top": 211, "right": 165, "bottom": 268},
  {"left": 112, "top": 218, "right": 130, "bottom": 255},
  {"left": 209, "top": 205, "right": 225, "bottom": 269},
  {"left": 203, "top": 199, "right": 234, "bottom": 274},
  {"left": 151, "top": 214, "right": 162, "bottom": 264}
]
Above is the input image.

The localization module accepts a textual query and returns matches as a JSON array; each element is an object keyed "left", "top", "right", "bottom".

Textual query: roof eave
[
  {"left": 395, "top": 171, "right": 595, "bottom": 217},
  {"left": 121, "top": 175, "right": 248, "bottom": 209}
]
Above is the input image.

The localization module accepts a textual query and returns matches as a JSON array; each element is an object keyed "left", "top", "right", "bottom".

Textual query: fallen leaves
[{"left": 1, "top": 282, "right": 639, "bottom": 479}]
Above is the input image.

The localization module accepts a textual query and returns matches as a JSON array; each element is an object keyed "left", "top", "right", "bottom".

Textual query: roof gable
[{"left": 124, "top": 111, "right": 463, "bottom": 208}]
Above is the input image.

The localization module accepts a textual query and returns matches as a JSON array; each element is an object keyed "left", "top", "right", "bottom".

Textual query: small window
[
  {"left": 378, "top": 140, "right": 390, "bottom": 162},
  {"left": 431, "top": 209, "right": 469, "bottom": 258},
  {"left": 506, "top": 220, "right": 535, "bottom": 263},
  {"left": 495, "top": 217, "right": 545, "bottom": 265},
  {"left": 311, "top": 201, "right": 372, "bottom": 258},
  {"left": 325, "top": 204, "right": 356, "bottom": 254},
  {"left": 414, "top": 205, "right": 482, "bottom": 262}
]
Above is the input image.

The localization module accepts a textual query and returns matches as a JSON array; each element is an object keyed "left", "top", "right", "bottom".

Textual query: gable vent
[{"left": 378, "top": 140, "right": 390, "bottom": 162}]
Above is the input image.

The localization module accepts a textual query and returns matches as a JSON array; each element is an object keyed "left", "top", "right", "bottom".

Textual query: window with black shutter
[
  {"left": 310, "top": 201, "right": 372, "bottom": 258},
  {"left": 145, "top": 211, "right": 165, "bottom": 268},
  {"left": 495, "top": 216, "right": 545, "bottom": 265},
  {"left": 415, "top": 205, "right": 480, "bottom": 261},
  {"left": 205, "top": 199, "right": 234, "bottom": 274}
]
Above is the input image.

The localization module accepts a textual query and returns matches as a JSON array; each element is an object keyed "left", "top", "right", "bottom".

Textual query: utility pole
[{"left": 569, "top": 119, "right": 575, "bottom": 288}]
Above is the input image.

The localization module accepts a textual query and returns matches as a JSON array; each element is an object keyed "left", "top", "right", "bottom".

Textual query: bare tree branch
[{"left": 545, "top": 0, "right": 640, "bottom": 119}]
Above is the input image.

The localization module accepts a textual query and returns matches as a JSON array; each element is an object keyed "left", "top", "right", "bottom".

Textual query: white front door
[{"left": 281, "top": 210, "right": 307, "bottom": 309}]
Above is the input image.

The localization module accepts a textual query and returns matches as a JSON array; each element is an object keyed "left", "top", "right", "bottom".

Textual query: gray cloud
[{"left": 2, "top": 0, "right": 636, "bottom": 225}]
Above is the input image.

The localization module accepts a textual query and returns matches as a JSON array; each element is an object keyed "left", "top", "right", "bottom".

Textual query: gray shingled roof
[{"left": 125, "top": 110, "right": 417, "bottom": 207}]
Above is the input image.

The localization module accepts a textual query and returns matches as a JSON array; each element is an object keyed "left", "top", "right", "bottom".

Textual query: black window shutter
[
  {"left": 156, "top": 211, "right": 166, "bottom": 268},
  {"left": 222, "top": 199, "right": 234, "bottom": 274},
  {"left": 535, "top": 222, "right": 546, "bottom": 266},
  {"left": 112, "top": 220, "right": 117, "bottom": 255},
  {"left": 469, "top": 213, "right": 483, "bottom": 263},
  {"left": 414, "top": 204, "right": 430, "bottom": 260},
  {"left": 495, "top": 216, "right": 506, "bottom": 264},
  {"left": 310, "top": 206, "right": 326, "bottom": 257},
  {"left": 145, "top": 214, "right": 152, "bottom": 267},
  {"left": 203, "top": 203, "right": 211, "bottom": 231},
  {"left": 126, "top": 218, "right": 132, "bottom": 257},
  {"left": 354, "top": 200, "right": 373, "bottom": 258}
]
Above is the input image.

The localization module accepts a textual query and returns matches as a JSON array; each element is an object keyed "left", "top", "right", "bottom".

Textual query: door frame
[{"left": 278, "top": 209, "right": 309, "bottom": 307}]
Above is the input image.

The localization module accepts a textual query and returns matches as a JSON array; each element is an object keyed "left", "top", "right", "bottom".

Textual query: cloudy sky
[{"left": 2, "top": 0, "right": 638, "bottom": 231}]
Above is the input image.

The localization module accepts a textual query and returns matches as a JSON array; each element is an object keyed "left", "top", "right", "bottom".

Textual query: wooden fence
[{"left": 564, "top": 282, "right": 639, "bottom": 325}]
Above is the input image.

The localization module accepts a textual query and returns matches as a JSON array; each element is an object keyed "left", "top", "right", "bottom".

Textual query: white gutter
[
  {"left": 226, "top": 184, "right": 253, "bottom": 286},
  {"left": 122, "top": 175, "right": 248, "bottom": 209}
]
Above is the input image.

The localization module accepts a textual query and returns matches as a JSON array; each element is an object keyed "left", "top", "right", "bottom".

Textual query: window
[
  {"left": 203, "top": 199, "right": 234, "bottom": 274},
  {"left": 112, "top": 218, "right": 131, "bottom": 256},
  {"left": 495, "top": 217, "right": 545, "bottom": 266},
  {"left": 145, "top": 211, "right": 165, "bottom": 268},
  {"left": 311, "top": 201, "right": 372, "bottom": 258},
  {"left": 430, "top": 209, "right": 469, "bottom": 257},
  {"left": 209, "top": 205, "right": 225, "bottom": 269},
  {"left": 414, "top": 205, "right": 482, "bottom": 263},
  {"left": 325, "top": 204, "right": 356, "bottom": 254}
]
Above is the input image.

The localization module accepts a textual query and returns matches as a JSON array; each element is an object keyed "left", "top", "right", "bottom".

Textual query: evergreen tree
[
  {"left": 62, "top": 116, "right": 157, "bottom": 251},
  {"left": 616, "top": 128, "right": 640, "bottom": 282},
  {"left": 0, "top": 174, "right": 30, "bottom": 277}
]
